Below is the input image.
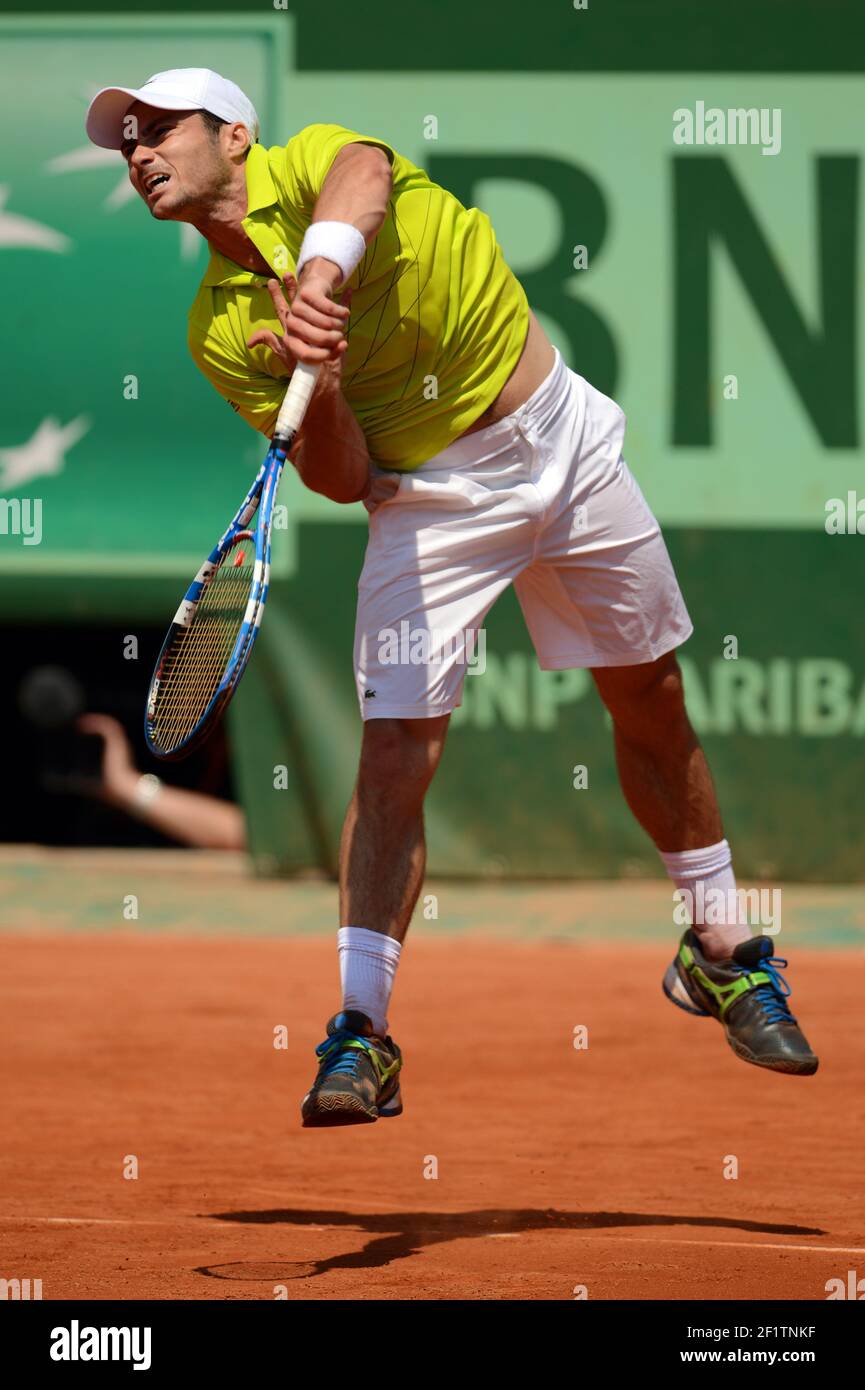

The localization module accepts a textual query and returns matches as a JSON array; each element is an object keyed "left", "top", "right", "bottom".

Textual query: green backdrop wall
[{"left": 0, "top": 3, "right": 862, "bottom": 879}]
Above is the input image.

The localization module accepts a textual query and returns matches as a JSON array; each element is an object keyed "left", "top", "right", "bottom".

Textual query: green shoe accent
[
  {"left": 363, "top": 1043, "right": 401, "bottom": 1086},
  {"left": 317, "top": 1035, "right": 401, "bottom": 1085},
  {"left": 688, "top": 963, "right": 772, "bottom": 1019}
]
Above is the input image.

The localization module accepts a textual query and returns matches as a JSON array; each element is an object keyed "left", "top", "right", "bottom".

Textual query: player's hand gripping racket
[{"left": 144, "top": 363, "right": 320, "bottom": 760}]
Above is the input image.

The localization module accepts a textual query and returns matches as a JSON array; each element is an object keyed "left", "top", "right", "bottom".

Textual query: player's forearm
[
  {"left": 312, "top": 145, "right": 392, "bottom": 243},
  {"left": 289, "top": 363, "right": 371, "bottom": 504},
  {"left": 107, "top": 777, "right": 247, "bottom": 851},
  {"left": 298, "top": 152, "right": 390, "bottom": 293}
]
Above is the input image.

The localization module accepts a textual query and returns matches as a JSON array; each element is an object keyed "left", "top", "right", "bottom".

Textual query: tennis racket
[{"left": 144, "top": 362, "right": 320, "bottom": 760}]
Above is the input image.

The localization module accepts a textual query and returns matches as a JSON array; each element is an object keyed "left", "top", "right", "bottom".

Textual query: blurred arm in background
[{"left": 77, "top": 714, "right": 247, "bottom": 852}]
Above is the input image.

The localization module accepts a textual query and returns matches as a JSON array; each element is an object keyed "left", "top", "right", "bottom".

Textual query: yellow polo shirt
[{"left": 187, "top": 124, "right": 529, "bottom": 469}]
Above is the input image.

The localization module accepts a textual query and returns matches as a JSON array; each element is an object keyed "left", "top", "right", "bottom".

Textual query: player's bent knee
[
  {"left": 595, "top": 652, "right": 690, "bottom": 739},
  {"left": 358, "top": 715, "right": 450, "bottom": 801}
]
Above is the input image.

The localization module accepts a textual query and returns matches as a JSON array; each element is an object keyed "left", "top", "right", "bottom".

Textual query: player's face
[{"left": 121, "top": 105, "right": 230, "bottom": 219}]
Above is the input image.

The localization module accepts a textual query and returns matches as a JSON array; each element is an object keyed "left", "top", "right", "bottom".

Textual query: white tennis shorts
[{"left": 354, "top": 348, "right": 693, "bottom": 720}]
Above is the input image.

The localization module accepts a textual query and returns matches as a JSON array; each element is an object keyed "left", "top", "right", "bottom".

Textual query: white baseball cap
[{"left": 85, "top": 67, "right": 260, "bottom": 149}]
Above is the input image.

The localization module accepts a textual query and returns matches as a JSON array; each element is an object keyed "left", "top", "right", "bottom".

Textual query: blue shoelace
[
  {"left": 736, "top": 954, "right": 797, "bottom": 1024},
  {"left": 316, "top": 1031, "right": 369, "bottom": 1078}
]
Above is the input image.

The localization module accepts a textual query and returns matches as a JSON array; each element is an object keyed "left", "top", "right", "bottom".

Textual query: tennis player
[{"left": 86, "top": 69, "right": 818, "bottom": 1126}]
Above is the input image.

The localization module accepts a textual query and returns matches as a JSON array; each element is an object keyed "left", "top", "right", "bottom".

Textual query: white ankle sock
[
  {"left": 659, "top": 839, "right": 751, "bottom": 961},
  {"left": 337, "top": 926, "right": 402, "bottom": 1036}
]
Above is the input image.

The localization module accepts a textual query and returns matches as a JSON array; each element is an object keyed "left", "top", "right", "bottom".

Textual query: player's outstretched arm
[
  {"left": 248, "top": 146, "right": 392, "bottom": 503},
  {"left": 252, "top": 142, "right": 391, "bottom": 368},
  {"left": 249, "top": 274, "right": 370, "bottom": 503},
  {"left": 290, "top": 344, "right": 372, "bottom": 505}
]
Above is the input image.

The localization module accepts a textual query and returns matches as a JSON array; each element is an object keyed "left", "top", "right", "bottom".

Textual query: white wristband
[
  {"left": 295, "top": 220, "right": 366, "bottom": 287},
  {"left": 133, "top": 773, "right": 162, "bottom": 811}
]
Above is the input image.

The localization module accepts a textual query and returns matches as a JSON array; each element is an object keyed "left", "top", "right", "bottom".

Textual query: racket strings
[{"left": 150, "top": 549, "right": 257, "bottom": 748}]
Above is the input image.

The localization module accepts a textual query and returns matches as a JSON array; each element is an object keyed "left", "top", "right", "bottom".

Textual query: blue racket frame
[
  {"left": 145, "top": 360, "right": 320, "bottom": 761},
  {"left": 144, "top": 443, "right": 286, "bottom": 761}
]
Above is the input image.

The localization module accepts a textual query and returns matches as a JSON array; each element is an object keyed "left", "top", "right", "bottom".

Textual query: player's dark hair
[{"left": 198, "top": 109, "right": 252, "bottom": 159}]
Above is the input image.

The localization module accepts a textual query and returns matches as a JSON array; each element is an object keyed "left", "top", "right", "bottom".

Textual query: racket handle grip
[{"left": 272, "top": 361, "right": 322, "bottom": 448}]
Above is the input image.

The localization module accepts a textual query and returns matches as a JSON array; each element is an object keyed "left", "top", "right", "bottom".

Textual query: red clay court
[{"left": 2, "top": 848, "right": 863, "bottom": 1301}]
